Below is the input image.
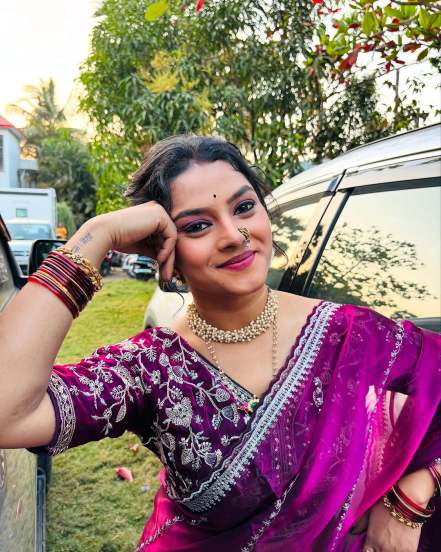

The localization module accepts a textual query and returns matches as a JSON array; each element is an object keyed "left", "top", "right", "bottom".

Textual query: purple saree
[{"left": 33, "top": 302, "right": 441, "bottom": 551}]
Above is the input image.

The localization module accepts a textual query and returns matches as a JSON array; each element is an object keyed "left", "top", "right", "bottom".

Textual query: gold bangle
[
  {"left": 46, "top": 262, "right": 90, "bottom": 303},
  {"left": 55, "top": 246, "right": 103, "bottom": 291},
  {"left": 382, "top": 495, "right": 424, "bottom": 529},
  {"left": 36, "top": 271, "right": 80, "bottom": 314},
  {"left": 390, "top": 486, "right": 432, "bottom": 518}
]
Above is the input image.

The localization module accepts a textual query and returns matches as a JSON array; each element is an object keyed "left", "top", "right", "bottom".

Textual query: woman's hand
[
  {"left": 361, "top": 499, "right": 421, "bottom": 552},
  {"left": 96, "top": 202, "right": 177, "bottom": 281}
]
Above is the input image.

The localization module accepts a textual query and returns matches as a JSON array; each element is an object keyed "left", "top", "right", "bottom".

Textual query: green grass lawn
[{"left": 47, "top": 278, "right": 162, "bottom": 552}]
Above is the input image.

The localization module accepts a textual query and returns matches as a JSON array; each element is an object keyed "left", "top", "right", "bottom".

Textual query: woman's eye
[
  {"left": 183, "top": 221, "right": 210, "bottom": 234},
  {"left": 235, "top": 200, "right": 256, "bottom": 215}
]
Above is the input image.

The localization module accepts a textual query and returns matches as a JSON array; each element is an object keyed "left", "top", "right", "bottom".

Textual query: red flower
[
  {"left": 349, "top": 23, "right": 360, "bottom": 29},
  {"left": 312, "top": 0, "right": 324, "bottom": 4},
  {"left": 195, "top": 0, "right": 205, "bottom": 12}
]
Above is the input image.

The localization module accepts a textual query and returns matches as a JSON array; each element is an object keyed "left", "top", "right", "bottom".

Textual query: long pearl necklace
[{"left": 187, "top": 289, "right": 279, "bottom": 413}]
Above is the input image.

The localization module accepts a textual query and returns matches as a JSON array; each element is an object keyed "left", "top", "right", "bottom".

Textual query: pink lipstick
[{"left": 218, "top": 251, "right": 255, "bottom": 271}]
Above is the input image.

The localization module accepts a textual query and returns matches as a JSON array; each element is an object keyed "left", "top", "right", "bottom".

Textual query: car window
[
  {"left": 308, "top": 185, "right": 441, "bottom": 330},
  {"left": 0, "top": 242, "right": 15, "bottom": 311},
  {"left": 7, "top": 223, "right": 53, "bottom": 240},
  {"left": 268, "top": 197, "right": 322, "bottom": 289}
]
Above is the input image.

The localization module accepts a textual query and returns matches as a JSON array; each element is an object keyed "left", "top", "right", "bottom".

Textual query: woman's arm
[
  {"left": 0, "top": 202, "right": 176, "bottom": 449},
  {"left": 362, "top": 469, "right": 436, "bottom": 552},
  {"left": 0, "top": 218, "right": 111, "bottom": 447}
]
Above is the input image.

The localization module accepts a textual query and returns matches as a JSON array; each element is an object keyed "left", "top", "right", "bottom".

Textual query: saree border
[
  {"left": 178, "top": 301, "right": 341, "bottom": 513},
  {"left": 46, "top": 371, "right": 76, "bottom": 455}
]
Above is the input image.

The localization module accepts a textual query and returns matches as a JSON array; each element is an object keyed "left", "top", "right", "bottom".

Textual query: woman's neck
[{"left": 190, "top": 285, "right": 269, "bottom": 330}]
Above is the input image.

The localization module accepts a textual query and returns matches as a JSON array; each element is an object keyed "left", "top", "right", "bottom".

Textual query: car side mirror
[{"left": 28, "top": 239, "right": 67, "bottom": 275}]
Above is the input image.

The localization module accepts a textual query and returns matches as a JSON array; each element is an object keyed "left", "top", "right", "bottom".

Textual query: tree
[
  {"left": 80, "top": 0, "right": 392, "bottom": 212},
  {"left": 9, "top": 80, "right": 97, "bottom": 225},
  {"left": 8, "top": 78, "right": 67, "bottom": 156},
  {"left": 309, "top": 0, "right": 441, "bottom": 77},
  {"left": 57, "top": 201, "right": 77, "bottom": 238},
  {"left": 38, "top": 129, "right": 97, "bottom": 227},
  {"left": 309, "top": 223, "right": 433, "bottom": 318}
]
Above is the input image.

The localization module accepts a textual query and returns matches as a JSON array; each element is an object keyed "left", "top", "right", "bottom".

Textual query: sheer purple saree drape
[
  {"left": 136, "top": 303, "right": 441, "bottom": 551},
  {"left": 31, "top": 302, "right": 441, "bottom": 551}
]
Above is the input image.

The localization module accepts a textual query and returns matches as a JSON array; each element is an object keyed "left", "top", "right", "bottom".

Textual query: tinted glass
[
  {"left": 7, "top": 223, "right": 53, "bottom": 240},
  {"left": 268, "top": 197, "right": 322, "bottom": 289},
  {"left": 309, "top": 185, "right": 441, "bottom": 326},
  {"left": 0, "top": 242, "right": 15, "bottom": 311}
]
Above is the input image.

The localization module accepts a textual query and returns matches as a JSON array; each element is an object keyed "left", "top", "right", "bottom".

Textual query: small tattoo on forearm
[{"left": 72, "top": 232, "right": 93, "bottom": 253}]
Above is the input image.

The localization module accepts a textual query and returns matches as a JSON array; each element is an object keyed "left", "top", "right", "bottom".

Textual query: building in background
[{"left": 0, "top": 114, "right": 38, "bottom": 188}]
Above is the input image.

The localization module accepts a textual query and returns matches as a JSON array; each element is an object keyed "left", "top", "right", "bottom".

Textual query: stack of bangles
[
  {"left": 383, "top": 460, "right": 441, "bottom": 529},
  {"left": 28, "top": 246, "right": 103, "bottom": 318}
]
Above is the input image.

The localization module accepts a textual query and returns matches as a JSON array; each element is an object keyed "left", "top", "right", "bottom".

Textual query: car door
[
  {"left": 295, "top": 155, "right": 441, "bottom": 332},
  {"left": 0, "top": 226, "right": 41, "bottom": 551},
  {"left": 267, "top": 178, "right": 341, "bottom": 292}
]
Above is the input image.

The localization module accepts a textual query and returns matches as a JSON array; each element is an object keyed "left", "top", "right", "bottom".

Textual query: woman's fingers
[
  {"left": 350, "top": 511, "right": 369, "bottom": 535},
  {"left": 160, "top": 247, "right": 175, "bottom": 282},
  {"left": 155, "top": 210, "right": 177, "bottom": 281}
]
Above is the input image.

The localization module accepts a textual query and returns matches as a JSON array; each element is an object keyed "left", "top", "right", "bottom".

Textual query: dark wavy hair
[{"left": 125, "top": 135, "right": 272, "bottom": 214}]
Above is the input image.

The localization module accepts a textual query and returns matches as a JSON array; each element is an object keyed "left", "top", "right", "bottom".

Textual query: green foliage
[
  {"left": 57, "top": 201, "right": 77, "bottom": 237},
  {"left": 47, "top": 279, "right": 161, "bottom": 551},
  {"left": 80, "top": 0, "right": 391, "bottom": 211},
  {"left": 310, "top": 0, "right": 441, "bottom": 75},
  {"left": 9, "top": 80, "right": 98, "bottom": 226},
  {"left": 8, "top": 78, "right": 66, "bottom": 157},
  {"left": 38, "top": 129, "right": 97, "bottom": 226}
]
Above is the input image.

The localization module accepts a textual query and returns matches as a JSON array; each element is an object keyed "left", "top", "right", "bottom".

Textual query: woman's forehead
[{"left": 170, "top": 160, "right": 251, "bottom": 212}]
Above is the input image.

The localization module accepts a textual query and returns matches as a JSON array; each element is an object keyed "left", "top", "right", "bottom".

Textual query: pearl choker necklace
[
  {"left": 186, "top": 288, "right": 278, "bottom": 343},
  {"left": 186, "top": 289, "right": 279, "bottom": 415}
]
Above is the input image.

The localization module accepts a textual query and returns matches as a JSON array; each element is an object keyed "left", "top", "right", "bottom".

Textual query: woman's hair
[
  {"left": 125, "top": 135, "right": 272, "bottom": 213},
  {"left": 125, "top": 135, "right": 287, "bottom": 290}
]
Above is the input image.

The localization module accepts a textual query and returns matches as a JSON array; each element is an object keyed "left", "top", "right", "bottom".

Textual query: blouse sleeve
[{"left": 28, "top": 330, "right": 158, "bottom": 456}]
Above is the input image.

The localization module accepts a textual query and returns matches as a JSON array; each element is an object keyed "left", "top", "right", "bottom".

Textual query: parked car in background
[
  {"left": 0, "top": 216, "right": 57, "bottom": 551},
  {"left": 143, "top": 124, "right": 441, "bottom": 334},
  {"left": 0, "top": 187, "right": 57, "bottom": 276},
  {"left": 123, "top": 254, "right": 157, "bottom": 280},
  {"left": 6, "top": 219, "right": 56, "bottom": 275}
]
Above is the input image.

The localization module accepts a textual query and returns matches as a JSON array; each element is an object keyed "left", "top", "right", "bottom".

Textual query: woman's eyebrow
[{"left": 173, "top": 185, "right": 254, "bottom": 222}]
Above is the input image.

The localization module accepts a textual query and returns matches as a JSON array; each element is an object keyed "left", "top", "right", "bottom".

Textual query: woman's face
[{"left": 170, "top": 160, "right": 273, "bottom": 297}]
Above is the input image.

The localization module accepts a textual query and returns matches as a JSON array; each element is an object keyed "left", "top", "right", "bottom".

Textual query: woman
[{"left": 0, "top": 136, "right": 440, "bottom": 551}]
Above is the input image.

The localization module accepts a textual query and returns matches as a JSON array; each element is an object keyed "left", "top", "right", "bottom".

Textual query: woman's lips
[{"left": 218, "top": 251, "right": 256, "bottom": 271}]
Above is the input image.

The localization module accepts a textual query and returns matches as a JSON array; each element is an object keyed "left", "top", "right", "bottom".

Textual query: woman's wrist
[
  {"left": 397, "top": 469, "right": 436, "bottom": 507},
  {"left": 65, "top": 216, "right": 112, "bottom": 270}
]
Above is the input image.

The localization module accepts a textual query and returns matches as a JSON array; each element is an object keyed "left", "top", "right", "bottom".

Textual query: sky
[
  {"left": 0, "top": 0, "right": 99, "bottom": 128},
  {"left": 0, "top": 1, "right": 439, "bottom": 131}
]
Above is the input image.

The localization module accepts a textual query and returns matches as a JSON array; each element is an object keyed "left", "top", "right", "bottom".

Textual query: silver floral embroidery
[
  {"left": 179, "top": 302, "right": 340, "bottom": 512},
  {"left": 46, "top": 372, "right": 76, "bottom": 455},
  {"left": 135, "top": 515, "right": 183, "bottom": 550},
  {"left": 240, "top": 475, "right": 299, "bottom": 552},
  {"left": 312, "top": 377, "right": 323, "bottom": 412}
]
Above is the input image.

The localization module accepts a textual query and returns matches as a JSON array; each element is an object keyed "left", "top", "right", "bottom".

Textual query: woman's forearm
[
  {"left": 398, "top": 468, "right": 436, "bottom": 507},
  {"left": 0, "top": 217, "right": 110, "bottom": 430}
]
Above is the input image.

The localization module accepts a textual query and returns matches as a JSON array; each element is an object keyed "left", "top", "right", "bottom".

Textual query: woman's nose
[{"left": 217, "top": 220, "right": 246, "bottom": 250}]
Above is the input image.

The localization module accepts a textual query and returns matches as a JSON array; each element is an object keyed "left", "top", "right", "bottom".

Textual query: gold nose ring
[{"left": 238, "top": 226, "right": 250, "bottom": 241}]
